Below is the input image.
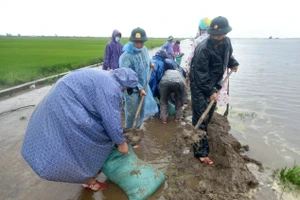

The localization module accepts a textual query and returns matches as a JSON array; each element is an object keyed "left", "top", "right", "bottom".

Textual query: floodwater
[
  {"left": 0, "top": 39, "right": 299, "bottom": 200},
  {"left": 226, "top": 39, "right": 300, "bottom": 170}
]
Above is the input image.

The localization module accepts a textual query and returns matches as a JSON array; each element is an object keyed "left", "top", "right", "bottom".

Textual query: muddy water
[
  {"left": 0, "top": 83, "right": 179, "bottom": 200},
  {"left": 101, "top": 118, "right": 178, "bottom": 199}
]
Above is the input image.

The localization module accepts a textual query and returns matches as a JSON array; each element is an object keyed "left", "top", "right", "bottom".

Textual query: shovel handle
[
  {"left": 133, "top": 67, "right": 154, "bottom": 128},
  {"left": 194, "top": 70, "right": 234, "bottom": 130}
]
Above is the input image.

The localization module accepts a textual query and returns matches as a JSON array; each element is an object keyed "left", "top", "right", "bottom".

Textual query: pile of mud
[
  {"left": 123, "top": 128, "right": 145, "bottom": 145},
  {"left": 156, "top": 101, "right": 260, "bottom": 200}
]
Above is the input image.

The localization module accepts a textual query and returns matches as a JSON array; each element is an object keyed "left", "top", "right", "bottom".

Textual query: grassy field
[{"left": 0, "top": 36, "right": 166, "bottom": 89}]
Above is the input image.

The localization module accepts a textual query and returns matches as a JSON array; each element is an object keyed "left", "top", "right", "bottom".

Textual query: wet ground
[
  {"left": 0, "top": 85, "right": 279, "bottom": 200},
  {"left": 0, "top": 40, "right": 297, "bottom": 200}
]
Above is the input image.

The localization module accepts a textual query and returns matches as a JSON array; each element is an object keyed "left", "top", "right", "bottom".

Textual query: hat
[
  {"left": 199, "top": 17, "right": 211, "bottom": 30},
  {"left": 129, "top": 27, "right": 148, "bottom": 42},
  {"left": 207, "top": 16, "right": 232, "bottom": 35},
  {"left": 176, "top": 40, "right": 180, "bottom": 44},
  {"left": 168, "top": 36, "right": 173, "bottom": 40}
]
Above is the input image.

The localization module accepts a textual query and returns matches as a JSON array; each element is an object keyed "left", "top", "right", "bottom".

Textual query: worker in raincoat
[
  {"left": 149, "top": 49, "right": 168, "bottom": 98},
  {"left": 159, "top": 68, "right": 187, "bottom": 123},
  {"left": 103, "top": 29, "right": 123, "bottom": 70},
  {"left": 119, "top": 27, "right": 158, "bottom": 128},
  {"left": 162, "top": 36, "right": 175, "bottom": 60},
  {"left": 190, "top": 16, "right": 239, "bottom": 165},
  {"left": 173, "top": 40, "right": 184, "bottom": 65},
  {"left": 21, "top": 68, "right": 138, "bottom": 190}
]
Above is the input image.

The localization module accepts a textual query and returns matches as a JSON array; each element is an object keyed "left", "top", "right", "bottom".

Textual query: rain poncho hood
[
  {"left": 21, "top": 68, "right": 138, "bottom": 183},
  {"left": 120, "top": 42, "right": 158, "bottom": 128},
  {"left": 103, "top": 29, "right": 123, "bottom": 70},
  {"left": 122, "top": 41, "right": 145, "bottom": 55},
  {"left": 111, "top": 29, "right": 121, "bottom": 40}
]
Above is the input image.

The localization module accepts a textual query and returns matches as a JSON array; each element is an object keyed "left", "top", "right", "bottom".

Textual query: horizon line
[{"left": 1, "top": 35, "right": 300, "bottom": 39}]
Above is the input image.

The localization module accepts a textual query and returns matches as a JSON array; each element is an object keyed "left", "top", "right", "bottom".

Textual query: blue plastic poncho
[
  {"left": 119, "top": 42, "right": 158, "bottom": 128},
  {"left": 21, "top": 68, "right": 138, "bottom": 183},
  {"left": 149, "top": 55, "right": 165, "bottom": 98},
  {"left": 164, "top": 59, "right": 187, "bottom": 78}
]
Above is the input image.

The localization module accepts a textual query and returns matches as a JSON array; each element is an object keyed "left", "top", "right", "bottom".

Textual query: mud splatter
[{"left": 130, "top": 170, "right": 141, "bottom": 176}]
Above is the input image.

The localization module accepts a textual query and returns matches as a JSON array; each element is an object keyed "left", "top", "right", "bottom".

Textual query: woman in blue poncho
[
  {"left": 21, "top": 68, "right": 138, "bottom": 190},
  {"left": 119, "top": 27, "right": 158, "bottom": 128}
]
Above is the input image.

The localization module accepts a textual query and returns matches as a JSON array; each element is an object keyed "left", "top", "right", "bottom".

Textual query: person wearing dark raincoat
[
  {"left": 190, "top": 16, "right": 239, "bottom": 165},
  {"left": 159, "top": 69, "right": 187, "bottom": 123},
  {"left": 21, "top": 68, "right": 138, "bottom": 190},
  {"left": 103, "top": 29, "right": 123, "bottom": 71},
  {"left": 119, "top": 27, "right": 158, "bottom": 128}
]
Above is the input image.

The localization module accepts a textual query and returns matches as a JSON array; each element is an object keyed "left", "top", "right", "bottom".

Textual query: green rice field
[{"left": 0, "top": 36, "right": 166, "bottom": 89}]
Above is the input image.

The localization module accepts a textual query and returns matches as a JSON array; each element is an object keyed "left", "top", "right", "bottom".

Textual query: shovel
[
  {"left": 132, "top": 67, "right": 154, "bottom": 128},
  {"left": 194, "top": 70, "right": 234, "bottom": 130},
  {"left": 223, "top": 68, "right": 230, "bottom": 117}
]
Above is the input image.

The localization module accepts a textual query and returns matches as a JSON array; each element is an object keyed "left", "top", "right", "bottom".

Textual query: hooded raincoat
[
  {"left": 21, "top": 68, "right": 138, "bottom": 183},
  {"left": 149, "top": 55, "right": 165, "bottom": 98},
  {"left": 103, "top": 30, "right": 123, "bottom": 70},
  {"left": 119, "top": 42, "right": 158, "bottom": 128}
]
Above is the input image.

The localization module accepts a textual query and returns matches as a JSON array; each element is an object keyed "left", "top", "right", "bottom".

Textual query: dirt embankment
[{"left": 157, "top": 100, "right": 260, "bottom": 200}]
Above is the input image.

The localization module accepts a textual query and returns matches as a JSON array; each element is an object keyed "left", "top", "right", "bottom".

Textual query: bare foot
[
  {"left": 199, "top": 157, "right": 214, "bottom": 165},
  {"left": 82, "top": 178, "right": 108, "bottom": 191}
]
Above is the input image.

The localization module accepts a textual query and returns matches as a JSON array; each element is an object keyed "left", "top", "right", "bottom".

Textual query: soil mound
[{"left": 158, "top": 102, "right": 259, "bottom": 200}]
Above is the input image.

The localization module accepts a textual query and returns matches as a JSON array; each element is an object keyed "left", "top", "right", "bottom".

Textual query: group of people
[
  {"left": 161, "top": 36, "right": 185, "bottom": 65},
  {"left": 21, "top": 16, "right": 239, "bottom": 191},
  {"left": 103, "top": 28, "right": 187, "bottom": 126}
]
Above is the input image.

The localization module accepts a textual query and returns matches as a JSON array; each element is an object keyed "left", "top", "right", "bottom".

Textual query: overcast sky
[{"left": 1, "top": 0, "right": 299, "bottom": 38}]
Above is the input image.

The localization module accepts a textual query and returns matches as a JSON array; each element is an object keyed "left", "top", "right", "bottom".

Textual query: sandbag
[
  {"left": 102, "top": 145, "right": 165, "bottom": 200},
  {"left": 154, "top": 97, "right": 176, "bottom": 115},
  {"left": 168, "top": 101, "right": 176, "bottom": 115},
  {"left": 175, "top": 54, "right": 183, "bottom": 65}
]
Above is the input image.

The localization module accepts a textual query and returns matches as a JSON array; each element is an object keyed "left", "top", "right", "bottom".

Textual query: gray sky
[{"left": 1, "top": 0, "right": 299, "bottom": 38}]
